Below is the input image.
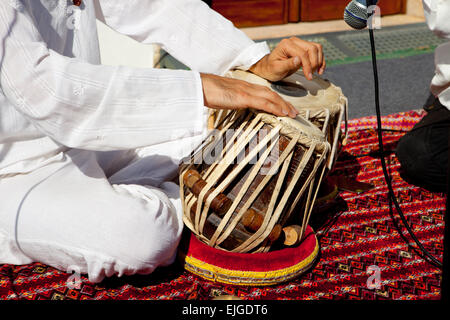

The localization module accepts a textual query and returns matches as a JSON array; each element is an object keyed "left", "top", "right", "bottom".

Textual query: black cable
[{"left": 367, "top": 24, "right": 443, "bottom": 268}]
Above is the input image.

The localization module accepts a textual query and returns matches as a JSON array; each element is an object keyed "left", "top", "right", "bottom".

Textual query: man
[
  {"left": 396, "top": 0, "right": 450, "bottom": 193},
  {"left": 0, "top": 0, "right": 325, "bottom": 283}
]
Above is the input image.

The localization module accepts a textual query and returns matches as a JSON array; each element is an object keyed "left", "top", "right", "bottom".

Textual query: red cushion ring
[{"left": 178, "top": 225, "right": 319, "bottom": 286}]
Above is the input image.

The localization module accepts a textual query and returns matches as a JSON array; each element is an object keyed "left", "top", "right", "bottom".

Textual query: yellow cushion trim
[{"left": 182, "top": 241, "right": 319, "bottom": 286}]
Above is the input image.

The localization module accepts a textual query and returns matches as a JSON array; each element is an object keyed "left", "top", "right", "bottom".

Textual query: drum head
[
  {"left": 178, "top": 225, "right": 319, "bottom": 286},
  {"left": 226, "top": 70, "right": 343, "bottom": 111}
]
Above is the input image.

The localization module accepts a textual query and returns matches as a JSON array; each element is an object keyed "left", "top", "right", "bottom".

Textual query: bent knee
[
  {"left": 115, "top": 210, "right": 181, "bottom": 270},
  {"left": 79, "top": 221, "right": 182, "bottom": 283},
  {"left": 97, "top": 186, "right": 184, "bottom": 272},
  {"left": 395, "top": 130, "right": 429, "bottom": 175}
]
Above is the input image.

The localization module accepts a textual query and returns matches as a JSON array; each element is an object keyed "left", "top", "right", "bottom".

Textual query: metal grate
[
  {"left": 338, "top": 24, "right": 446, "bottom": 57},
  {"left": 159, "top": 23, "right": 447, "bottom": 69},
  {"left": 266, "top": 36, "right": 349, "bottom": 62}
]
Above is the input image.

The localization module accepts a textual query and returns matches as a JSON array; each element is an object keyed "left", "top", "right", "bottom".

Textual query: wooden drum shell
[{"left": 180, "top": 109, "right": 330, "bottom": 253}]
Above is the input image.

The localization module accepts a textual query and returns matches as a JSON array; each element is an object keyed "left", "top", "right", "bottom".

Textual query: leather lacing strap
[{"left": 181, "top": 109, "right": 331, "bottom": 252}]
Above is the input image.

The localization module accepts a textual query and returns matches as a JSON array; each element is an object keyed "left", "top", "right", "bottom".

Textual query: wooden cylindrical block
[
  {"left": 282, "top": 225, "right": 302, "bottom": 246},
  {"left": 241, "top": 209, "right": 282, "bottom": 243},
  {"left": 191, "top": 179, "right": 208, "bottom": 197},
  {"left": 241, "top": 209, "right": 263, "bottom": 232},
  {"left": 184, "top": 169, "right": 232, "bottom": 216},
  {"left": 183, "top": 169, "right": 202, "bottom": 189}
]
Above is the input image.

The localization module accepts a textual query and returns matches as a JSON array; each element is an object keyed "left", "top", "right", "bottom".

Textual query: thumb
[
  {"left": 273, "top": 56, "right": 301, "bottom": 77},
  {"left": 291, "top": 56, "right": 301, "bottom": 69},
  {"left": 285, "top": 56, "right": 301, "bottom": 72}
]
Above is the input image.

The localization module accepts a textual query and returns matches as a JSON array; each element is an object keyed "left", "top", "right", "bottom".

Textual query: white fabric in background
[
  {"left": 423, "top": 0, "right": 450, "bottom": 109},
  {"left": 0, "top": 0, "right": 270, "bottom": 283}
]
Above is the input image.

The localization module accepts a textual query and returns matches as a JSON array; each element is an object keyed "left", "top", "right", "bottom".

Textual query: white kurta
[
  {"left": 0, "top": 0, "right": 270, "bottom": 283},
  {"left": 423, "top": 0, "right": 450, "bottom": 110},
  {"left": 0, "top": 0, "right": 269, "bottom": 175}
]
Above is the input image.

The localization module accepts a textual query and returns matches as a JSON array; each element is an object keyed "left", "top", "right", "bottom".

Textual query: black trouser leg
[{"left": 395, "top": 99, "right": 450, "bottom": 193}]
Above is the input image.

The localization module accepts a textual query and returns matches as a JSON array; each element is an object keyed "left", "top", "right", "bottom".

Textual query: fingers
[
  {"left": 319, "top": 57, "right": 326, "bottom": 75},
  {"left": 313, "top": 43, "right": 325, "bottom": 75},
  {"left": 247, "top": 85, "right": 299, "bottom": 118},
  {"left": 307, "top": 45, "right": 319, "bottom": 76},
  {"left": 200, "top": 73, "right": 299, "bottom": 119},
  {"left": 299, "top": 51, "right": 313, "bottom": 80},
  {"left": 279, "top": 37, "right": 326, "bottom": 80},
  {"left": 284, "top": 56, "right": 301, "bottom": 74},
  {"left": 314, "top": 42, "right": 326, "bottom": 75},
  {"left": 236, "top": 82, "right": 298, "bottom": 118},
  {"left": 249, "top": 37, "right": 327, "bottom": 82}
]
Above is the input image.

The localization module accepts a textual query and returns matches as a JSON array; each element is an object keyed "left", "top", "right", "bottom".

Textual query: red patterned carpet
[{"left": 0, "top": 110, "right": 445, "bottom": 300}]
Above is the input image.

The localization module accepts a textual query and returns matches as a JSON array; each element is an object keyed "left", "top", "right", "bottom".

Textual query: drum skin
[{"left": 226, "top": 70, "right": 343, "bottom": 111}]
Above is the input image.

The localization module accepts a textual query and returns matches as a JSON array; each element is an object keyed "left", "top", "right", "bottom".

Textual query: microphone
[{"left": 344, "top": 0, "right": 379, "bottom": 30}]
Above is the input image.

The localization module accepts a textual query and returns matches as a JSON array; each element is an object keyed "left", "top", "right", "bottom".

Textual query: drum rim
[{"left": 251, "top": 109, "right": 326, "bottom": 142}]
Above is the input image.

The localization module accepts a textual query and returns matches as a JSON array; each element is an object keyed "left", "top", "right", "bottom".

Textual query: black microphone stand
[{"left": 366, "top": 0, "right": 447, "bottom": 299}]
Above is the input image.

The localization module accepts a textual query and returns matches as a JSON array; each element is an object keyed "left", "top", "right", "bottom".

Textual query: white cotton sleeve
[
  {"left": 0, "top": 2, "right": 207, "bottom": 151},
  {"left": 423, "top": 0, "right": 450, "bottom": 40},
  {"left": 422, "top": 0, "right": 450, "bottom": 110},
  {"left": 429, "top": 42, "right": 450, "bottom": 110},
  {"left": 95, "top": 0, "right": 270, "bottom": 75}
]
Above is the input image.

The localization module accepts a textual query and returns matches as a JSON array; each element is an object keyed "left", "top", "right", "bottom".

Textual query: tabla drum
[
  {"left": 179, "top": 109, "right": 330, "bottom": 254},
  {"left": 209, "top": 70, "right": 348, "bottom": 169}
]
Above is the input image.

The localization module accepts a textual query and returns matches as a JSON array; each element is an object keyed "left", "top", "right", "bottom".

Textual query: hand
[
  {"left": 249, "top": 37, "right": 326, "bottom": 82},
  {"left": 200, "top": 73, "right": 299, "bottom": 118}
]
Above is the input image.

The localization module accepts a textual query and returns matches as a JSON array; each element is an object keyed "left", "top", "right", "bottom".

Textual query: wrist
[
  {"left": 200, "top": 73, "right": 223, "bottom": 109},
  {"left": 249, "top": 54, "right": 269, "bottom": 77},
  {"left": 199, "top": 73, "right": 211, "bottom": 108}
]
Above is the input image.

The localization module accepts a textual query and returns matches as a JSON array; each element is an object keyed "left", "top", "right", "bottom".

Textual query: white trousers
[{"left": 0, "top": 135, "right": 204, "bottom": 283}]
